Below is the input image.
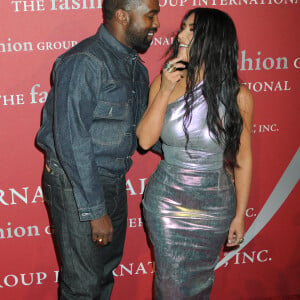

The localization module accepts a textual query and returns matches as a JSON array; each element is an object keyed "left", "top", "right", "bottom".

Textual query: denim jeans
[{"left": 43, "top": 159, "right": 127, "bottom": 299}]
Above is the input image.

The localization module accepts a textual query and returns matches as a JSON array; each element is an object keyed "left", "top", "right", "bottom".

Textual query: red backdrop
[{"left": 0, "top": 1, "right": 299, "bottom": 299}]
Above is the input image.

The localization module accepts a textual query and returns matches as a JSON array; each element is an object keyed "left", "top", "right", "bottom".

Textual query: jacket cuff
[
  {"left": 151, "top": 139, "right": 163, "bottom": 155},
  {"left": 78, "top": 204, "right": 107, "bottom": 221}
]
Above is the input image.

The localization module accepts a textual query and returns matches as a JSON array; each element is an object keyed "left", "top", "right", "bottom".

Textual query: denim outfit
[{"left": 37, "top": 25, "right": 149, "bottom": 299}]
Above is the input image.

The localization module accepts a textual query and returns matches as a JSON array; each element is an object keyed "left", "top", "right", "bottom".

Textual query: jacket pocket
[
  {"left": 94, "top": 101, "right": 129, "bottom": 120},
  {"left": 93, "top": 101, "right": 129, "bottom": 145}
]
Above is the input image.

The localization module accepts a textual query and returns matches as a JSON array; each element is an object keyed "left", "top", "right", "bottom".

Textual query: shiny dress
[{"left": 143, "top": 82, "right": 236, "bottom": 299}]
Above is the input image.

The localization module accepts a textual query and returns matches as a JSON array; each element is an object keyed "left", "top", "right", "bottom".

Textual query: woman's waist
[
  {"left": 153, "top": 160, "right": 233, "bottom": 189},
  {"left": 162, "top": 145, "right": 224, "bottom": 171}
]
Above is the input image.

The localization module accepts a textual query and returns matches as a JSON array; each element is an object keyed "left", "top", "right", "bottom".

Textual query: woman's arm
[
  {"left": 227, "top": 84, "right": 254, "bottom": 247},
  {"left": 136, "top": 57, "right": 185, "bottom": 150}
]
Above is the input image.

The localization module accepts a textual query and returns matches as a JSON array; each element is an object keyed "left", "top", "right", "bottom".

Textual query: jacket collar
[{"left": 97, "top": 24, "right": 139, "bottom": 60}]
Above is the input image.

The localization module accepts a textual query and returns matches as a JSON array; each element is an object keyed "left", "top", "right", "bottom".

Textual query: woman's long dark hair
[{"left": 167, "top": 8, "right": 243, "bottom": 167}]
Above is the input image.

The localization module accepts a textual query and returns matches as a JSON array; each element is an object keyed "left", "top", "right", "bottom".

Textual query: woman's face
[{"left": 177, "top": 13, "right": 195, "bottom": 62}]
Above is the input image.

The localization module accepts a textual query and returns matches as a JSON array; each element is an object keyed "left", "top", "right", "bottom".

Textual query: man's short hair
[{"left": 102, "top": 0, "right": 144, "bottom": 21}]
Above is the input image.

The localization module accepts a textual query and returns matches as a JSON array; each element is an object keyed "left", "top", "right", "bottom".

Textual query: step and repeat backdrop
[{"left": 0, "top": 1, "right": 299, "bottom": 299}]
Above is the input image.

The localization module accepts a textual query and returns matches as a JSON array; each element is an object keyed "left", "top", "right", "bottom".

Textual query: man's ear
[{"left": 115, "top": 9, "right": 129, "bottom": 26}]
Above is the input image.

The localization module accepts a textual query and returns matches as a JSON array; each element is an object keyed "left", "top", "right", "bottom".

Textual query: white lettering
[
  {"left": 294, "top": 57, "right": 300, "bottom": 68},
  {"left": 11, "top": 0, "right": 45, "bottom": 12},
  {"left": 246, "top": 208, "right": 255, "bottom": 217},
  {"left": 113, "top": 261, "right": 155, "bottom": 277},
  {"left": 0, "top": 190, "right": 8, "bottom": 205},
  {"left": 0, "top": 272, "right": 53, "bottom": 288},
  {"left": 257, "top": 250, "right": 269, "bottom": 262},
  {"left": 128, "top": 218, "right": 143, "bottom": 228},
  {"left": 126, "top": 179, "right": 137, "bottom": 195},
  {"left": 0, "top": 94, "right": 25, "bottom": 106},
  {"left": 20, "top": 273, "right": 34, "bottom": 286},
  {"left": 36, "top": 272, "right": 47, "bottom": 285},
  {"left": 30, "top": 84, "right": 48, "bottom": 104},
  {"left": 240, "top": 50, "right": 288, "bottom": 71},
  {"left": 0, "top": 223, "right": 41, "bottom": 239},
  {"left": 114, "top": 263, "right": 134, "bottom": 277},
  {"left": 4, "top": 275, "right": 18, "bottom": 287},
  {"left": 54, "top": 271, "right": 59, "bottom": 283},
  {"left": 135, "top": 263, "right": 147, "bottom": 275},
  {"left": 50, "top": 0, "right": 102, "bottom": 10},
  {"left": 245, "top": 81, "right": 291, "bottom": 92},
  {"left": 10, "top": 187, "right": 29, "bottom": 204},
  {"left": 0, "top": 186, "right": 44, "bottom": 206},
  {"left": 139, "top": 178, "right": 147, "bottom": 194},
  {"left": 45, "top": 225, "right": 52, "bottom": 235},
  {"left": 233, "top": 250, "right": 271, "bottom": 264},
  {"left": 193, "top": 0, "right": 208, "bottom": 5}
]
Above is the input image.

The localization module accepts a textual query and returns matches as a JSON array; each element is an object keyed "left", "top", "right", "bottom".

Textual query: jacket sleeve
[
  {"left": 139, "top": 75, "right": 163, "bottom": 156},
  {"left": 151, "top": 139, "right": 163, "bottom": 155},
  {"left": 53, "top": 54, "right": 106, "bottom": 221}
]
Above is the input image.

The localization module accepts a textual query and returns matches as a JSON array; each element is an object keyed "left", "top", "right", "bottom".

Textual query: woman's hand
[
  {"left": 160, "top": 57, "right": 186, "bottom": 95},
  {"left": 136, "top": 57, "right": 186, "bottom": 150},
  {"left": 226, "top": 215, "right": 245, "bottom": 247}
]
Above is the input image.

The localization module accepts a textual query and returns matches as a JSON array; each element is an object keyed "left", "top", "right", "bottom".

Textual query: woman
[{"left": 137, "top": 8, "right": 253, "bottom": 300}]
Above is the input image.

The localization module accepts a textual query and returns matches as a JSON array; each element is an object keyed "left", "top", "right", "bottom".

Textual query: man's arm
[{"left": 53, "top": 54, "right": 113, "bottom": 244}]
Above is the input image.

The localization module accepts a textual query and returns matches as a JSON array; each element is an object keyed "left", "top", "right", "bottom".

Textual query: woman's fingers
[{"left": 226, "top": 230, "right": 244, "bottom": 247}]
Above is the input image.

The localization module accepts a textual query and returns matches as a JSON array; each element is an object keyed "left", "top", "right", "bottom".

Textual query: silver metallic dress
[{"left": 143, "top": 82, "right": 236, "bottom": 299}]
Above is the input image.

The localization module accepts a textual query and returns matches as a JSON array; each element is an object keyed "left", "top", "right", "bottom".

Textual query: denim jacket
[{"left": 36, "top": 25, "right": 150, "bottom": 221}]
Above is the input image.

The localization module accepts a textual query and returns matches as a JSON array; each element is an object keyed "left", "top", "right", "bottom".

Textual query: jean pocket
[
  {"left": 103, "top": 181, "right": 127, "bottom": 217},
  {"left": 103, "top": 182, "right": 118, "bottom": 216},
  {"left": 42, "top": 168, "right": 53, "bottom": 208}
]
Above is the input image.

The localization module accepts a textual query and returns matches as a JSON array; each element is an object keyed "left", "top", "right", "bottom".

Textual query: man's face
[{"left": 125, "top": 0, "right": 160, "bottom": 53}]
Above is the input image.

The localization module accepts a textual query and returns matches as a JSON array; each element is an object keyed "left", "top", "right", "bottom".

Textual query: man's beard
[{"left": 125, "top": 23, "right": 153, "bottom": 53}]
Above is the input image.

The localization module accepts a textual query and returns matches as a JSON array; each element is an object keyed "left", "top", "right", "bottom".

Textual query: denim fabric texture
[
  {"left": 37, "top": 25, "right": 149, "bottom": 221},
  {"left": 37, "top": 24, "right": 148, "bottom": 299},
  {"left": 43, "top": 158, "right": 127, "bottom": 300}
]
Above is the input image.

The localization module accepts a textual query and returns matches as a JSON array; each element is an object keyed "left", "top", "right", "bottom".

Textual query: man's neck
[{"left": 103, "top": 22, "right": 131, "bottom": 49}]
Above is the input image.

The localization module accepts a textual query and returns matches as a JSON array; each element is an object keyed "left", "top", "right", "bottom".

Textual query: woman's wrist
[
  {"left": 158, "top": 88, "right": 172, "bottom": 99},
  {"left": 234, "top": 212, "right": 246, "bottom": 220}
]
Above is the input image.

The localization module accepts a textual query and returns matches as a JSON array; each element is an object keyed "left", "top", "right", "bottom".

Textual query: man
[{"left": 36, "top": 0, "right": 160, "bottom": 298}]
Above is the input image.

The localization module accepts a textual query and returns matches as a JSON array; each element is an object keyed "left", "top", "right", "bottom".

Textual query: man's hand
[{"left": 90, "top": 214, "right": 113, "bottom": 246}]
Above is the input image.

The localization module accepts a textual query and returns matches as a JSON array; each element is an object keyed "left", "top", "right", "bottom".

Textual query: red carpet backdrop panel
[{"left": 0, "top": 0, "right": 299, "bottom": 299}]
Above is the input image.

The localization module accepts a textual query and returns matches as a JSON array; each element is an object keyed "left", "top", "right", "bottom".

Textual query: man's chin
[
  {"left": 147, "top": 35, "right": 154, "bottom": 43},
  {"left": 134, "top": 42, "right": 151, "bottom": 54}
]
